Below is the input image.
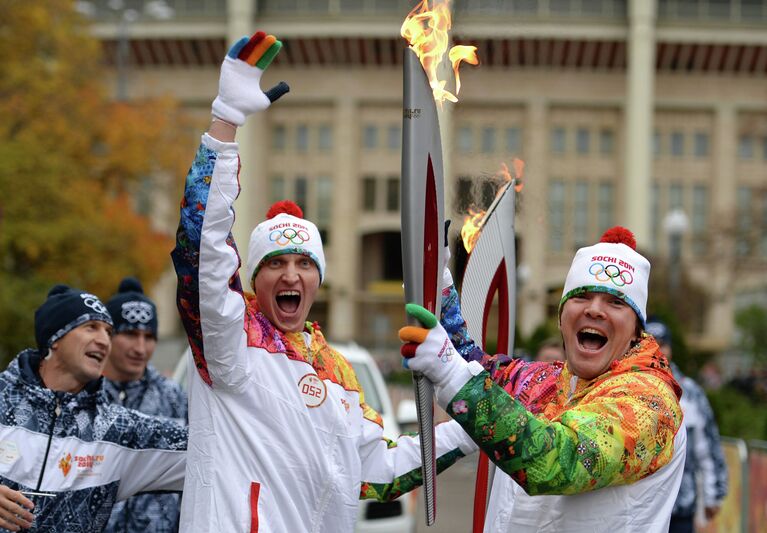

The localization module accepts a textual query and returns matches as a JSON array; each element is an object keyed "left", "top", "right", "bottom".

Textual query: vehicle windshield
[{"left": 350, "top": 361, "right": 384, "bottom": 415}]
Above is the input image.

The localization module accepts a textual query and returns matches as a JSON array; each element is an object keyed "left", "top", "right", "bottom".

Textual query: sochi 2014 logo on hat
[
  {"left": 121, "top": 301, "right": 154, "bottom": 324},
  {"left": 588, "top": 260, "right": 634, "bottom": 287}
]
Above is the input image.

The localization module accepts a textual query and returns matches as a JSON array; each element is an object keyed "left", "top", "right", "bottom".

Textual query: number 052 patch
[{"left": 297, "top": 374, "right": 327, "bottom": 408}]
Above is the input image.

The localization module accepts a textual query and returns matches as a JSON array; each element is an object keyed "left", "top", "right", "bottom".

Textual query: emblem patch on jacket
[{"left": 298, "top": 374, "right": 327, "bottom": 408}]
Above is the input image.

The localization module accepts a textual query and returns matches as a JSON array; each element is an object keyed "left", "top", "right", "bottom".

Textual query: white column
[
  {"left": 706, "top": 104, "right": 738, "bottom": 346},
  {"left": 327, "top": 97, "right": 359, "bottom": 341},
  {"left": 624, "top": 0, "right": 657, "bottom": 248},
  {"left": 518, "top": 97, "right": 548, "bottom": 337},
  {"left": 226, "top": 0, "right": 261, "bottom": 265}
]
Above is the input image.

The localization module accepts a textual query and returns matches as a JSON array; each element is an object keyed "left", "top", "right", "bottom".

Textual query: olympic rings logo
[
  {"left": 121, "top": 301, "right": 154, "bottom": 324},
  {"left": 589, "top": 262, "right": 634, "bottom": 287},
  {"left": 269, "top": 228, "right": 310, "bottom": 247},
  {"left": 80, "top": 293, "right": 108, "bottom": 315}
]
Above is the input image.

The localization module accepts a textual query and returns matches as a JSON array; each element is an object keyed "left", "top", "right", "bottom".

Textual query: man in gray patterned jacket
[
  {"left": 0, "top": 284, "right": 186, "bottom": 533},
  {"left": 646, "top": 318, "right": 728, "bottom": 533},
  {"left": 103, "top": 277, "right": 188, "bottom": 533}
]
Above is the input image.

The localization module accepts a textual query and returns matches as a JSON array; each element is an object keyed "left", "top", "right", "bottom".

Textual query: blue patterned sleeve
[
  {"left": 170, "top": 141, "right": 245, "bottom": 387},
  {"left": 439, "top": 285, "right": 514, "bottom": 379},
  {"left": 698, "top": 385, "right": 729, "bottom": 504}
]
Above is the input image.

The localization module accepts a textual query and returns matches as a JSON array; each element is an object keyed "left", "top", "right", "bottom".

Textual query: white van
[{"left": 171, "top": 342, "right": 417, "bottom": 533}]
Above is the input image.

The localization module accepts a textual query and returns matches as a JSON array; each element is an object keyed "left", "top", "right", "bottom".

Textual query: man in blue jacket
[
  {"left": 0, "top": 284, "right": 186, "bottom": 532},
  {"left": 103, "top": 277, "right": 188, "bottom": 533}
]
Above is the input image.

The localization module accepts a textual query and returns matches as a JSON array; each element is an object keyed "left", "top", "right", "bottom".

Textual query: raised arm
[{"left": 171, "top": 32, "right": 288, "bottom": 390}]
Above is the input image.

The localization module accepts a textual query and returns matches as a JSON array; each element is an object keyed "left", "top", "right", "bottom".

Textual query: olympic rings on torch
[
  {"left": 269, "top": 228, "right": 311, "bottom": 246},
  {"left": 589, "top": 262, "right": 634, "bottom": 287}
]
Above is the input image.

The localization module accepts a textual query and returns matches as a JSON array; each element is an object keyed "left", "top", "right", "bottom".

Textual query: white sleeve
[{"left": 358, "top": 418, "right": 476, "bottom": 501}]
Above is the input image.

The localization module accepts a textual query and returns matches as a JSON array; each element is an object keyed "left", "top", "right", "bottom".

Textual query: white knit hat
[
  {"left": 247, "top": 201, "right": 326, "bottom": 287},
  {"left": 559, "top": 227, "right": 650, "bottom": 326}
]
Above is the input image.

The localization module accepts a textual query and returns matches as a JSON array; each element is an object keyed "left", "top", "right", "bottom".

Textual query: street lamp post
[
  {"left": 663, "top": 208, "right": 689, "bottom": 296},
  {"left": 76, "top": 0, "right": 175, "bottom": 101}
]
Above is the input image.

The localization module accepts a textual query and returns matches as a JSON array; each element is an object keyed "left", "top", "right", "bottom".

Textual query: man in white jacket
[{"left": 172, "top": 31, "right": 474, "bottom": 532}]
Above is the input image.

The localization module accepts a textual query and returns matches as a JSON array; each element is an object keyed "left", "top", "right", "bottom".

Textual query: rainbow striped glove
[
  {"left": 399, "top": 303, "right": 473, "bottom": 405},
  {"left": 212, "top": 32, "right": 290, "bottom": 126}
]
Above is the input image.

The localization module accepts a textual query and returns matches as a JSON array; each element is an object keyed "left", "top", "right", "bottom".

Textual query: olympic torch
[
  {"left": 459, "top": 163, "right": 520, "bottom": 533},
  {"left": 400, "top": 1, "right": 478, "bottom": 525},
  {"left": 401, "top": 46, "right": 444, "bottom": 527}
]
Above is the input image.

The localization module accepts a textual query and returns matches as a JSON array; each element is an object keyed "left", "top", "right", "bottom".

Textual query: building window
[
  {"left": 669, "top": 183, "right": 683, "bottom": 210},
  {"left": 505, "top": 127, "right": 522, "bottom": 153},
  {"left": 576, "top": 127, "right": 590, "bottom": 154},
  {"left": 272, "top": 124, "right": 286, "bottom": 151},
  {"left": 738, "top": 135, "right": 754, "bottom": 159},
  {"left": 294, "top": 176, "right": 308, "bottom": 212},
  {"left": 737, "top": 186, "right": 751, "bottom": 256},
  {"left": 271, "top": 175, "right": 285, "bottom": 204},
  {"left": 362, "top": 176, "right": 376, "bottom": 211},
  {"left": 548, "top": 180, "right": 566, "bottom": 252},
  {"left": 597, "top": 182, "right": 614, "bottom": 233},
  {"left": 573, "top": 181, "right": 589, "bottom": 248},
  {"left": 761, "top": 190, "right": 767, "bottom": 257},
  {"left": 670, "top": 131, "right": 684, "bottom": 157},
  {"left": 296, "top": 124, "right": 309, "bottom": 152},
  {"left": 316, "top": 175, "right": 332, "bottom": 227},
  {"left": 653, "top": 130, "right": 661, "bottom": 158},
  {"left": 599, "top": 128, "right": 614, "bottom": 156},
  {"left": 455, "top": 176, "right": 473, "bottom": 213},
  {"left": 651, "top": 182, "right": 660, "bottom": 251},
  {"left": 551, "top": 127, "right": 566, "bottom": 155},
  {"left": 481, "top": 126, "right": 496, "bottom": 153},
  {"left": 386, "top": 177, "right": 399, "bottom": 212},
  {"left": 691, "top": 185, "right": 708, "bottom": 256},
  {"left": 693, "top": 132, "right": 709, "bottom": 157},
  {"left": 387, "top": 125, "right": 400, "bottom": 151},
  {"left": 458, "top": 125, "right": 473, "bottom": 153},
  {"left": 318, "top": 124, "right": 333, "bottom": 152},
  {"left": 363, "top": 124, "right": 378, "bottom": 149}
]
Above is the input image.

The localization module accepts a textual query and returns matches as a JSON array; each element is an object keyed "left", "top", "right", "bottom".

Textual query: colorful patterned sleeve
[
  {"left": 358, "top": 420, "right": 474, "bottom": 502},
  {"left": 445, "top": 367, "right": 682, "bottom": 496},
  {"left": 170, "top": 135, "right": 246, "bottom": 388},
  {"left": 440, "top": 285, "right": 516, "bottom": 380}
]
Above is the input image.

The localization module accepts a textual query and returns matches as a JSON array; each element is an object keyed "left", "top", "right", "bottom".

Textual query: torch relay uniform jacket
[
  {"left": 0, "top": 350, "right": 187, "bottom": 533},
  {"left": 437, "top": 286, "right": 687, "bottom": 533},
  {"left": 103, "top": 364, "right": 188, "bottom": 533},
  {"left": 172, "top": 134, "right": 476, "bottom": 533}
]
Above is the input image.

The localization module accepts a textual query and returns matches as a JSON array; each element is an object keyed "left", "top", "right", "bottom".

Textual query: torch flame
[
  {"left": 461, "top": 159, "right": 526, "bottom": 253},
  {"left": 401, "top": 0, "right": 478, "bottom": 105},
  {"left": 461, "top": 208, "right": 486, "bottom": 253}
]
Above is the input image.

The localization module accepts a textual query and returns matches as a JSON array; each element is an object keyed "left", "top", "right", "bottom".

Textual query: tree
[
  {"left": 735, "top": 304, "right": 767, "bottom": 367},
  {"left": 0, "top": 0, "right": 194, "bottom": 363}
]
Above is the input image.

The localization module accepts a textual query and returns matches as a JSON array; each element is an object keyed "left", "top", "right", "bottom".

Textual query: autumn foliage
[{"left": 0, "top": 0, "right": 194, "bottom": 363}]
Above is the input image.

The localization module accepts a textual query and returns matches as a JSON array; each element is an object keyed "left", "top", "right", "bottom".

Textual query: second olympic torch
[
  {"left": 401, "top": 47, "right": 445, "bottom": 526},
  {"left": 460, "top": 179, "right": 517, "bottom": 533}
]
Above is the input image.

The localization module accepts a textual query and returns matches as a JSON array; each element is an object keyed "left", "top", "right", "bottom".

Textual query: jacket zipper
[{"left": 35, "top": 397, "right": 61, "bottom": 491}]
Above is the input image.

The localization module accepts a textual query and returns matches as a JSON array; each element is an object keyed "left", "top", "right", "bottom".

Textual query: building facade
[{"left": 89, "top": 0, "right": 767, "bottom": 359}]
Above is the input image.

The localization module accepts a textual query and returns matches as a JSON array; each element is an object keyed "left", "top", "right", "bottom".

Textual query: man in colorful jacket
[
  {"left": 103, "top": 277, "right": 188, "bottom": 533},
  {"left": 171, "top": 31, "right": 474, "bottom": 532},
  {"left": 400, "top": 227, "right": 687, "bottom": 532},
  {"left": 646, "top": 318, "right": 728, "bottom": 533},
  {"left": 0, "top": 285, "right": 186, "bottom": 532}
]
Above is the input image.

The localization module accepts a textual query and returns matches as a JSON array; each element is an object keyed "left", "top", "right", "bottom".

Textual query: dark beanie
[
  {"left": 646, "top": 318, "right": 672, "bottom": 346},
  {"left": 106, "top": 277, "right": 158, "bottom": 337},
  {"left": 34, "top": 284, "right": 113, "bottom": 352}
]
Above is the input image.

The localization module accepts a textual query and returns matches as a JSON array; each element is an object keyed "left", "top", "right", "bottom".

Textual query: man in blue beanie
[
  {"left": 103, "top": 277, "right": 188, "bottom": 533},
  {"left": 0, "top": 284, "right": 186, "bottom": 532}
]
